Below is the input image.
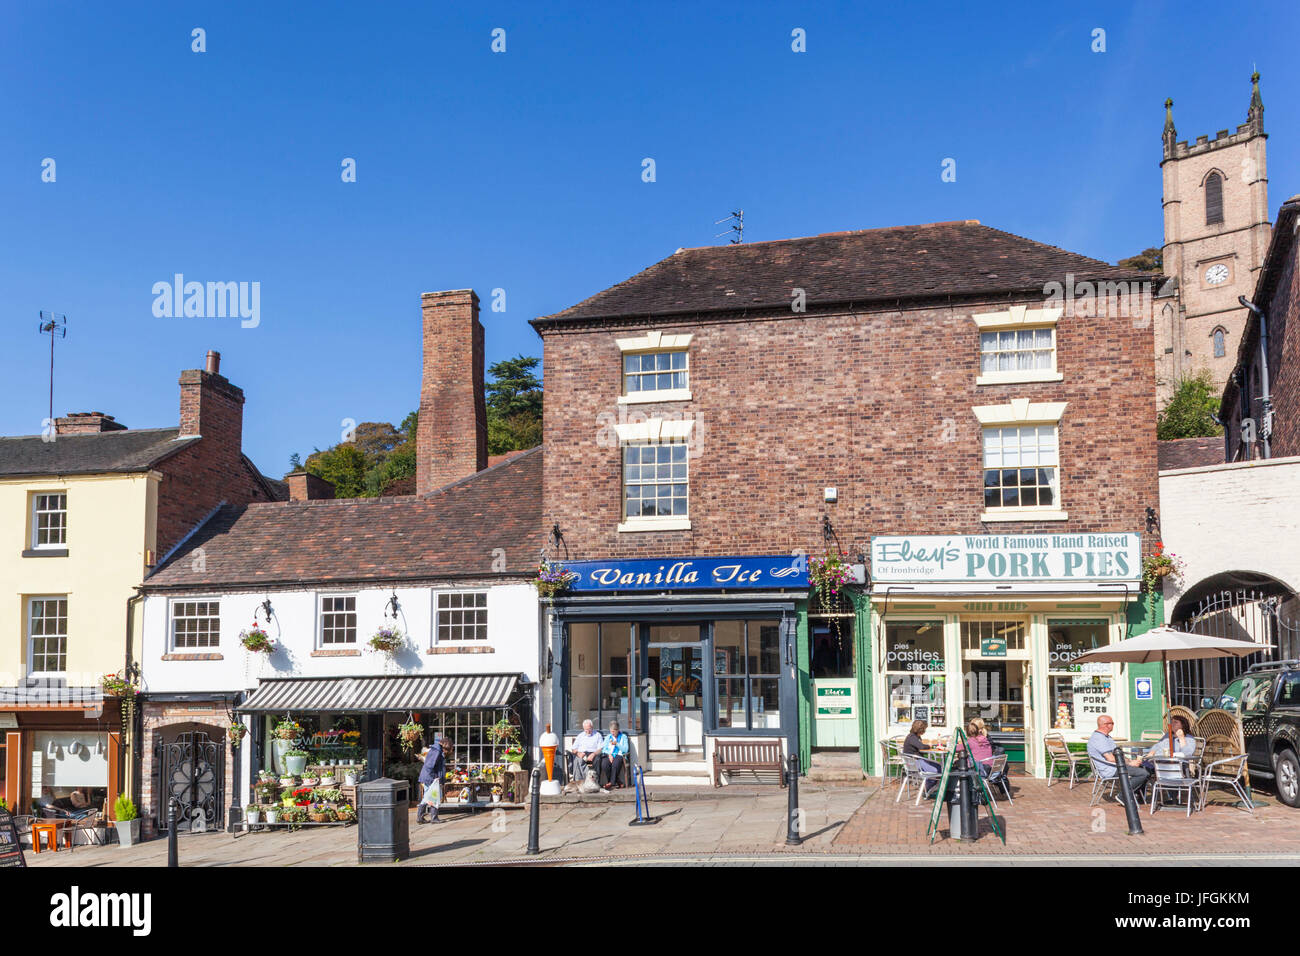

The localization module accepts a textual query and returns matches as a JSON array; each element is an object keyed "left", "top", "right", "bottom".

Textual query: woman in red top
[{"left": 958, "top": 717, "right": 995, "bottom": 773}]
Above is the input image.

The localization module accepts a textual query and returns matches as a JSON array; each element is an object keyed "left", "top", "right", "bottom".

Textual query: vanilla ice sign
[{"left": 871, "top": 533, "right": 1142, "bottom": 583}]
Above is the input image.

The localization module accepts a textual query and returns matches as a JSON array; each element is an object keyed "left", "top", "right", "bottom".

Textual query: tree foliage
[
  {"left": 1157, "top": 370, "right": 1224, "bottom": 440},
  {"left": 1118, "top": 247, "right": 1163, "bottom": 272},
  {"left": 297, "top": 358, "right": 542, "bottom": 497}
]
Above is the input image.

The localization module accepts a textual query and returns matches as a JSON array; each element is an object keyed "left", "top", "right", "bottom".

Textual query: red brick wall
[
  {"left": 539, "top": 296, "right": 1159, "bottom": 559},
  {"left": 140, "top": 702, "right": 234, "bottom": 836},
  {"left": 416, "top": 290, "right": 488, "bottom": 494},
  {"left": 1261, "top": 238, "right": 1299, "bottom": 459}
]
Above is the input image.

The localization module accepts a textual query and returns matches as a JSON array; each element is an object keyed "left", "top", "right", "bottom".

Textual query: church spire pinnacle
[
  {"left": 1162, "top": 97, "right": 1177, "bottom": 157},
  {"left": 1248, "top": 71, "right": 1264, "bottom": 133}
]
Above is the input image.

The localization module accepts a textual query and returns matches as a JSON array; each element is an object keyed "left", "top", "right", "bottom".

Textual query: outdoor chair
[
  {"left": 897, "top": 752, "right": 944, "bottom": 806},
  {"left": 981, "top": 753, "right": 1013, "bottom": 809},
  {"left": 1199, "top": 753, "right": 1253, "bottom": 814},
  {"left": 1088, "top": 754, "right": 1145, "bottom": 808},
  {"left": 1149, "top": 757, "right": 1199, "bottom": 817},
  {"left": 878, "top": 737, "right": 905, "bottom": 779},
  {"left": 1044, "top": 733, "right": 1090, "bottom": 790},
  {"left": 1189, "top": 736, "right": 1207, "bottom": 776},
  {"left": 1139, "top": 730, "right": 1163, "bottom": 742}
]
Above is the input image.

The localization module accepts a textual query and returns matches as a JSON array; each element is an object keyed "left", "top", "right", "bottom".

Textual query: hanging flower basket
[
  {"left": 240, "top": 624, "right": 274, "bottom": 654},
  {"left": 368, "top": 627, "right": 405, "bottom": 654},
  {"left": 809, "top": 549, "right": 854, "bottom": 612},
  {"left": 100, "top": 673, "right": 135, "bottom": 698},
  {"left": 1142, "top": 542, "right": 1185, "bottom": 592},
  {"left": 272, "top": 717, "right": 303, "bottom": 742},
  {"left": 397, "top": 720, "right": 423, "bottom": 755},
  {"left": 228, "top": 722, "right": 247, "bottom": 749},
  {"left": 534, "top": 560, "right": 579, "bottom": 598}
]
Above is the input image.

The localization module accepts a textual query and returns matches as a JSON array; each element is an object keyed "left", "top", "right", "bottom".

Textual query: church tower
[{"left": 1155, "top": 73, "right": 1271, "bottom": 405}]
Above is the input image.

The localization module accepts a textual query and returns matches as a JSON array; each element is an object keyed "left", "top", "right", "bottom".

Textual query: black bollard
[
  {"left": 785, "top": 752, "right": 802, "bottom": 846},
  {"left": 525, "top": 768, "right": 541, "bottom": 855},
  {"left": 167, "top": 799, "right": 179, "bottom": 868},
  {"left": 1113, "top": 745, "right": 1145, "bottom": 836}
]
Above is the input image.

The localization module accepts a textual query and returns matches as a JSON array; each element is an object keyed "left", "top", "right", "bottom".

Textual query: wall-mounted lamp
[
  {"left": 385, "top": 591, "right": 401, "bottom": 619},
  {"left": 258, "top": 598, "right": 274, "bottom": 623}
]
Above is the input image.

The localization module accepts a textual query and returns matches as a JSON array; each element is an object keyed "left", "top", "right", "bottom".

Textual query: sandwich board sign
[{"left": 0, "top": 807, "right": 26, "bottom": 868}]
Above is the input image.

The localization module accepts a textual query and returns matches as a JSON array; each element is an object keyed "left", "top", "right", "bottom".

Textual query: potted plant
[
  {"left": 489, "top": 718, "right": 524, "bottom": 766},
  {"left": 809, "top": 549, "right": 854, "bottom": 615},
  {"left": 258, "top": 768, "right": 276, "bottom": 783},
  {"left": 533, "top": 559, "right": 579, "bottom": 598},
  {"left": 245, "top": 804, "right": 262, "bottom": 825},
  {"left": 285, "top": 748, "right": 310, "bottom": 776},
  {"left": 368, "top": 626, "right": 405, "bottom": 655},
  {"left": 227, "top": 721, "right": 247, "bottom": 749},
  {"left": 100, "top": 672, "right": 135, "bottom": 698},
  {"left": 1143, "top": 541, "right": 1185, "bottom": 592},
  {"left": 344, "top": 766, "right": 360, "bottom": 787},
  {"left": 265, "top": 806, "right": 281, "bottom": 825},
  {"left": 334, "top": 804, "right": 356, "bottom": 823},
  {"left": 308, "top": 803, "right": 335, "bottom": 824},
  {"left": 319, "top": 769, "right": 337, "bottom": 787},
  {"left": 239, "top": 622, "right": 274, "bottom": 655},
  {"left": 113, "top": 794, "right": 140, "bottom": 847},
  {"left": 397, "top": 720, "right": 423, "bottom": 755},
  {"left": 491, "top": 785, "right": 502, "bottom": 804}
]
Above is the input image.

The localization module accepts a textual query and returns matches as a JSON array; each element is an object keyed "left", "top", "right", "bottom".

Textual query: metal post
[
  {"left": 228, "top": 725, "right": 242, "bottom": 833},
  {"left": 167, "top": 798, "right": 179, "bottom": 867},
  {"left": 1113, "top": 745, "right": 1145, "bottom": 835},
  {"left": 785, "top": 752, "right": 802, "bottom": 846},
  {"left": 525, "top": 768, "right": 541, "bottom": 855}
]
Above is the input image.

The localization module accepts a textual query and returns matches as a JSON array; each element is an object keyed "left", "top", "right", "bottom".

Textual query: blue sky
[{"left": 2, "top": 0, "right": 1296, "bottom": 473}]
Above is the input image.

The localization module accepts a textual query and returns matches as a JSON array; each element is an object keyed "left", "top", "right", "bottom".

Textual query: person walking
[{"left": 416, "top": 735, "right": 449, "bottom": 824}]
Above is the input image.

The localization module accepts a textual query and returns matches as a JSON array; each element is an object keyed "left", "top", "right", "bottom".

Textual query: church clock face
[{"left": 1204, "top": 263, "right": 1230, "bottom": 286}]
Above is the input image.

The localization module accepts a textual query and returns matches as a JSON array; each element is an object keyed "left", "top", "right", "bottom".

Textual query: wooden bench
[{"left": 713, "top": 740, "right": 786, "bottom": 788}]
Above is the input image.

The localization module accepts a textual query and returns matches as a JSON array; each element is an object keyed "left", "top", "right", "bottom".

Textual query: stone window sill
[
  {"left": 22, "top": 548, "right": 68, "bottom": 558},
  {"left": 162, "top": 652, "right": 225, "bottom": 661},
  {"left": 617, "top": 517, "right": 692, "bottom": 533},
  {"left": 975, "top": 371, "right": 1063, "bottom": 386},
  {"left": 980, "top": 509, "right": 1069, "bottom": 523},
  {"left": 428, "top": 645, "right": 496, "bottom": 655},
  {"left": 618, "top": 389, "right": 693, "bottom": 405},
  {"left": 311, "top": 648, "right": 361, "bottom": 657}
]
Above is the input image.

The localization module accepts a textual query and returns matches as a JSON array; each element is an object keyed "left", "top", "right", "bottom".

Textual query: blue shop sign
[{"left": 565, "top": 555, "right": 809, "bottom": 592}]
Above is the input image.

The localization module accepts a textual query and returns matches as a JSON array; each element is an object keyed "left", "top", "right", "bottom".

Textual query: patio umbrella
[{"left": 1070, "top": 626, "right": 1272, "bottom": 759}]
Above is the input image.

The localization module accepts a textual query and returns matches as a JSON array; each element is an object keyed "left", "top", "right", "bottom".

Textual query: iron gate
[
  {"left": 156, "top": 729, "right": 224, "bottom": 832},
  {"left": 1170, "top": 588, "right": 1300, "bottom": 710}
]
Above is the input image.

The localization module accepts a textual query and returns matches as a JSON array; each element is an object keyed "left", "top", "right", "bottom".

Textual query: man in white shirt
[{"left": 570, "top": 719, "right": 603, "bottom": 787}]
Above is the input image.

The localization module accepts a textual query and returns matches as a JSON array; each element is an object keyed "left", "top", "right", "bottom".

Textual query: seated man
[
  {"left": 597, "top": 721, "right": 630, "bottom": 791},
  {"left": 569, "top": 719, "right": 603, "bottom": 788},
  {"left": 1088, "top": 714, "right": 1149, "bottom": 797}
]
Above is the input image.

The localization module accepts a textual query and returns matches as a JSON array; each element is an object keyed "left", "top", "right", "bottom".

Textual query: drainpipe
[{"left": 1239, "top": 296, "right": 1273, "bottom": 459}]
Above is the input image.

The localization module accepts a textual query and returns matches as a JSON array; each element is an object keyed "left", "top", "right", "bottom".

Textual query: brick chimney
[
  {"left": 416, "top": 290, "right": 488, "bottom": 494},
  {"left": 54, "top": 412, "right": 127, "bottom": 435},
  {"left": 286, "top": 471, "right": 336, "bottom": 501},
  {"left": 178, "top": 350, "right": 245, "bottom": 451}
]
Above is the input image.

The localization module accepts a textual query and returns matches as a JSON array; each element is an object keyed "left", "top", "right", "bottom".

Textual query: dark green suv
[{"left": 1201, "top": 660, "right": 1300, "bottom": 807}]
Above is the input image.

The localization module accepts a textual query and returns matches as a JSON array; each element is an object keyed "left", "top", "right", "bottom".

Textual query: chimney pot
[
  {"left": 54, "top": 412, "right": 127, "bottom": 435},
  {"left": 205, "top": 350, "right": 221, "bottom": 374}
]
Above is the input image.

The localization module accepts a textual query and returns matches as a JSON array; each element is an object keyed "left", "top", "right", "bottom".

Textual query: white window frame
[
  {"left": 30, "top": 491, "right": 68, "bottom": 549},
  {"left": 974, "top": 398, "right": 1068, "bottom": 522},
  {"left": 27, "top": 595, "right": 68, "bottom": 677},
  {"left": 618, "top": 438, "right": 691, "bottom": 533},
  {"left": 616, "top": 331, "right": 693, "bottom": 404},
  {"left": 318, "top": 593, "right": 358, "bottom": 647},
  {"left": 433, "top": 591, "right": 489, "bottom": 644},
  {"left": 972, "top": 306, "right": 1063, "bottom": 385},
  {"left": 169, "top": 598, "right": 222, "bottom": 651}
]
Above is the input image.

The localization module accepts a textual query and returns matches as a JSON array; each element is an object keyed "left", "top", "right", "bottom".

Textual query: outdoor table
[{"left": 29, "top": 819, "right": 71, "bottom": 853}]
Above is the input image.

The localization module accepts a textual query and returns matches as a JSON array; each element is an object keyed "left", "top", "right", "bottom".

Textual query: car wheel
[{"left": 1276, "top": 749, "right": 1300, "bottom": 808}]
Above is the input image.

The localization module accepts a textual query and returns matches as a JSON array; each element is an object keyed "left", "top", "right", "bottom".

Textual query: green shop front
[
  {"left": 548, "top": 556, "right": 808, "bottom": 777},
  {"left": 862, "top": 532, "right": 1164, "bottom": 778}
]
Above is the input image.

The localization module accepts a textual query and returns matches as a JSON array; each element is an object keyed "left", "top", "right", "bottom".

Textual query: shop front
[
  {"left": 548, "top": 556, "right": 806, "bottom": 776},
  {"left": 869, "top": 533, "right": 1156, "bottom": 777}
]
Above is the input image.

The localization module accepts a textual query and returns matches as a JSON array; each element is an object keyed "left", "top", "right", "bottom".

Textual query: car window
[
  {"left": 1217, "top": 678, "right": 1245, "bottom": 714},
  {"left": 1278, "top": 672, "right": 1300, "bottom": 706},
  {"left": 1241, "top": 675, "right": 1276, "bottom": 716}
]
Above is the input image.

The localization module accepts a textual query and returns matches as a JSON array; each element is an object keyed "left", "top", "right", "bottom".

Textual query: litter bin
[{"left": 356, "top": 776, "right": 410, "bottom": 862}]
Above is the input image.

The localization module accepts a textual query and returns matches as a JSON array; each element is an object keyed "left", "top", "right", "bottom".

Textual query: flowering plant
[
  {"left": 100, "top": 673, "right": 135, "bottom": 697},
  {"left": 1142, "top": 542, "right": 1185, "bottom": 591},
  {"left": 397, "top": 720, "right": 423, "bottom": 755},
  {"left": 227, "top": 721, "right": 247, "bottom": 748},
  {"left": 240, "top": 623, "right": 273, "bottom": 654},
  {"left": 534, "top": 559, "right": 579, "bottom": 598},
  {"left": 273, "top": 718, "right": 302, "bottom": 742},
  {"left": 809, "top": 549, "right": 854, "bottom": 612},
  {"left": 368, "top": 627, "right": 405, "bottom": 654}
]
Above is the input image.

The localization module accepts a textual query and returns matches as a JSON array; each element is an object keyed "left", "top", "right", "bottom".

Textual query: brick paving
[{"left": 21, "top": 775, "right": 1297, "bottom": 867}]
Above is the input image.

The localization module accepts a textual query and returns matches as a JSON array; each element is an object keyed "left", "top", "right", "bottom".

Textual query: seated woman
[
  {"left": 1142, "top": 715, "right": 1195, "bottom": 770},
  {"left": 597, "top": 721, "right": 630, "bottom": 791},
  {"left": 902, "top": 719, "right": 942, "bottom": 798},
  {"left": 957, "top": 717, "right": 995, "bottom": 775}
]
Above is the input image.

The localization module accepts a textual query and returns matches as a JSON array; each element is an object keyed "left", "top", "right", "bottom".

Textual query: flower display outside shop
[
  {"left": 809, "top": 549, "right": 854, "bottom": 613},
  {"left": 397, "top": 719, "right": 423, "bottom": 755},
  {"left": 534, "top": 559, "right": 579, "bottom": 598},
  {"left": 368, "top": 626, "right": 405, "bottom": 654},
  {"left": 273, "top": 717, "right": 303, "bottom": 742},
  {"left": 1142, "top": 541, "right": 1185, "bottom": 592},
  {"left": 240, "top": 622, "right": 274, "bottom": 654},
  {"left": 99, "top": 672, "right": 135, "bottom": 697},
  {"left": 227, "top": 721, "right": 247, "bottom": 749}
]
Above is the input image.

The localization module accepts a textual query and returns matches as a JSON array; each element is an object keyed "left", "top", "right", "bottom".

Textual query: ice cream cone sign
[{"left": 540, "top": 724, "right": 559, "bottom": 782}]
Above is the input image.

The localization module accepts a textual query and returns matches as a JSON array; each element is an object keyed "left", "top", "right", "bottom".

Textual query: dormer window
[{"left": 616, "top": 331, "right": 693, "bottom": 404}]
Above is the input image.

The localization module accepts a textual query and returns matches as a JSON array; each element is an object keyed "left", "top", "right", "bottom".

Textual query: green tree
[
  {"left": 1157, "top": 370, "right": 1224, "bottom": 440},
  {"left": 305, "top": 443, "right": 369, "bottom": 498},
  {"left": 485, "top": 355, "right": 543, "bottom": 455},
  {"left": 1118, "top": 247, "right": 1163, "bottom": 272}
]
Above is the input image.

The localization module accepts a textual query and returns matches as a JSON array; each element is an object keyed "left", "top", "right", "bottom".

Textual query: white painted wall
[{"left": 1159, "top": 455, "right": 1300, "bottom": 619}]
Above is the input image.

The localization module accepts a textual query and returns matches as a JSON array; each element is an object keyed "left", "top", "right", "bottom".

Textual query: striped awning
[{"left": 237, "top": 673, "right": 520, "bottom": 713}]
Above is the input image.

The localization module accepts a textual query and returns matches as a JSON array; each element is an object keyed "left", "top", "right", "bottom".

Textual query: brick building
[{"left": 532, "top": 220, "right": 1165, "bottom": 780}]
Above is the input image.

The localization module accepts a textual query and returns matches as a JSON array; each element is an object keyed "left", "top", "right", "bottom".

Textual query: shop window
[
  {"left": 28, "top": 596, "right": 68, "bottom": 675},
  {"left": 1047, "top": 620, "right": 1110, "bottom": 731},
  {"left": 809, "top": 597, "right": 855, "bottom": 678},
  {"left": 884, "top": 621, "right": 947, "bottom": 728},
  {"left": 29, "top": 732, "right": 108, "bottom": 814},
  {"left": 714, "top": 620, "right": 781, "bottom": 730},
  {"left": 623, "top": 442, "right": 688, "bottom": 519},
  {"left": 31, "top": 492, "right": 67, "bottom": 549},
  {"left": 980, "top": 328, "right": 1055, "bottom": 375},
  {"left": 567, "top": 622, "right": 640, "bottom": 733},
  {"left": 623, "top": 349, "right": 689, "bottom": 397},
  {"left": 171, "top": 599, "right": 221, "bottom": 649},
  {"left": 425, "top": 709, "right": 515, "bottom": 767},
  {"left": 982, "top": 425, "right": 1059, "bottom": 510},
  {"left": 436, "top": 591, "right": 488, "bottom": 642},
  {"left": 319, "top": 595, "right": 357, "bottom": 645}
]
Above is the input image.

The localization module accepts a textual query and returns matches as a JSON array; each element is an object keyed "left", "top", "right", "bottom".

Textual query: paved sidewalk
[{"left": 22, "top": 775, "right": 1299, "bottom": 866}]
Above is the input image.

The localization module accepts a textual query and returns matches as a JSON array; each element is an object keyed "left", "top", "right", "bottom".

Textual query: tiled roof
[
  {"left": 144, "top": 447, "right": 544, "bottom": 589},
  {"left": 534, "top": 221, "right": 1150, "bottom": 325},
  {"left": 0, "top": 427, "right": 196, "bottom": 477},
  {"left": 378, "top": 450, "right": 530, "bottom": 498},
  {"left": 1158, "top": 437, "right": 1224, "bottom": 471}
]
